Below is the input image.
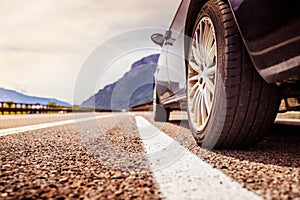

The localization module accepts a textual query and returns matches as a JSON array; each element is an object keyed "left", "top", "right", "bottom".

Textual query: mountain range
[
  {"left": 81, "top": 54, "right": 159, "bottom": 111},
  {"left": 0, "top": 88, "right": 71, "bottom": 107}
]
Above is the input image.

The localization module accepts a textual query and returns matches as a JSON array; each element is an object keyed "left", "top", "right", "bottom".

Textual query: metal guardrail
[
  {"left": 0, "top": 101, "right": 104, "bottom": 115},
  {"left": 0, "top": 102, "right": 71, "bottom": 115}
]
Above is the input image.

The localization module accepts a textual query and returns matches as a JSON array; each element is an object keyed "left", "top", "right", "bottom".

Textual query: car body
[{"left": 152, "top": 0, "right": 300, "bottom": 148}]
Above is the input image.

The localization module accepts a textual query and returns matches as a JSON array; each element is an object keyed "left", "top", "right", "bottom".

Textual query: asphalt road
[{"left": 0, "top": 112, "right": 299, "bottom": 199}]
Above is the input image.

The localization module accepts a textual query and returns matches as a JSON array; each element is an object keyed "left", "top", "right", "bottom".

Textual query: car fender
[{"left": 185, "top": 0, "right": 300, "bottom": 83}]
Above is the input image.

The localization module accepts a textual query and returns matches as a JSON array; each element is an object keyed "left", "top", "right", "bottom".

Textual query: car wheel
[
  {"left": 153, "top": 85, "right": 170, "bottom": 122},
  {"left": 186, "top": 0, "right": 281, "bottom": 149}
]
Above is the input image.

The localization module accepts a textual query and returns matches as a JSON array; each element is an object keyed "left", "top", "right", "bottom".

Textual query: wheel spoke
[
  {"left": 200, "top": 93, "right": 206, "bottom": 125},
  {"left": 206, "top": 79, "right": 215, "bottom": 95},
  {"left": 205, "top": 26, "right": 213, "bottom": 51},
  {"left": 206, "top": 42, "right": 216, "bottom": 66},
  {"left": 206, "top": 41, "right": 216, "bottom": 63},
  {"left": 202, "top": 20, "right": 207, "bottom": 43},
  {"left": 189, "top": 60, "right": 200, "bottom": 72},
  {"left": 203, "top": 87, "right": 211, "bottom": 113},
  {"left": 195, "top": 29, "right": 201, "bottom": 56},
  {"left": 191, "top": 86, "right": 201, "bottom": 112},
  {"left": 199, "top": 23, "right": 204, "bottom": 58},
  {"left": 189, "top": 82, "right": 199, "bottom": 98},
  {"left": 208, "top": 40, "right": 216, "bottom": 55},
  {"left": 192, "top": 46, "right": 203, "bottom": 66},
  {"left": 199, "top": 22, "right": 203, "bottom": 43},
  {"left": 206, "top": 64, "right": 216, "bottom": 77},
  {"left": 196, "top": 90, "right": 202, "bottom": 125},
  {"left": 188, "top": 74, "right": 199, "bottom": 82}
]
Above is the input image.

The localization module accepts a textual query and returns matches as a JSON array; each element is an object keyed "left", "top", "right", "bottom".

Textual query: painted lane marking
[
  {"left": 135, "top": 116, "right": 261, "bottom": 200},
  {"left": 0, "top": 114, "right": 115, "bottom": 137}
]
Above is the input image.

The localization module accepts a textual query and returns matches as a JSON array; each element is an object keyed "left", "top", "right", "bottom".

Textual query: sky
[{"left": 0, "top": 0, "right": 181, "bottom": 104}]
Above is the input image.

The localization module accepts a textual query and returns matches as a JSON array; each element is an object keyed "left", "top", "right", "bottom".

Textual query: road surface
[{"left": 0, "top": 112, "right": 299, "bottom": 199}]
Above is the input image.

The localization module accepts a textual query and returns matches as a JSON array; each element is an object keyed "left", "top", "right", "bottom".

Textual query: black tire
[
  {"left": 186, "top": 0, "right": 281, "bottom": 149},
  {"left": 153, "top": 86, "right": 170, "bottom": 122}
]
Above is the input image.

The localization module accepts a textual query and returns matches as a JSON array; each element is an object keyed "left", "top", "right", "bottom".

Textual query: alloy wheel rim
[{"left": 187, "top": 16, "right": 217, "bottom": 132}]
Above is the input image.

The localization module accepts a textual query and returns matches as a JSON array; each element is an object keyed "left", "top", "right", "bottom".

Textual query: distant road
[
  {"left": 0, "top": 113, "right": 111, "bottom": 130},
  {"left": 0, "top": 112, "right": 299, "bottom": 199}
]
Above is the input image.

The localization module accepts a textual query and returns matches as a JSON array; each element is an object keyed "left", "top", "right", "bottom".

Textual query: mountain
[
  {"left": 0, "top": 88, "right": 71, "bottom": 106},
  {"left": 81, "top": 54, "right": 159, "bottom": 110}
]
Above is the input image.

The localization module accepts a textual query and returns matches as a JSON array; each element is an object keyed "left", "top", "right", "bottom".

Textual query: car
[{"left": 151, "top": 0, "right": 300, "bottom": 149}]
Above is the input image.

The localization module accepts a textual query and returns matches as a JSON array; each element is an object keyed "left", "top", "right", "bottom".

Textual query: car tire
[
  {"left": 186, "top": 0, "right": 281, "bottom": 149},
  {"left": 153, "top": 85, "right": 170, "bottom": 122}
]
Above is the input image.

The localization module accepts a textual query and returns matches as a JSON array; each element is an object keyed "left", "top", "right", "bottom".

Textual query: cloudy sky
[{"left": 0, "top": 0, "right": 181, "bottom": 104}]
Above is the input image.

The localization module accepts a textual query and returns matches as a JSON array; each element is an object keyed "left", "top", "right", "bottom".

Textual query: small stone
[
  {"left": 246, "top": 179, "right": 255, "bottom": 183},
  {"left": 112, "top": 172, "right": 125, "bottom": 179},
  {"left": 1, "top": 193, "right": 8, "bottom": 197},
  {"left": 114, "top": 189, "right": 123, "bottom": 196}
]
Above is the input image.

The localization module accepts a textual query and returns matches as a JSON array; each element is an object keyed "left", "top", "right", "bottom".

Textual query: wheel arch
[
  {"left": 184, "top": 0, "right": 246, "bottom": 47},
  {"left": 184, "top": 0, "right": 247, "bottom": 71},
  {"left": 184, "top": 0, "right": 300, "bottom": 84}
]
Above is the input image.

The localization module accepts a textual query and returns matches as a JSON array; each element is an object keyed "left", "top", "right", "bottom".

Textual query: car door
[{"left": 165, "top": 0, "right": 190, "bottom": 98}]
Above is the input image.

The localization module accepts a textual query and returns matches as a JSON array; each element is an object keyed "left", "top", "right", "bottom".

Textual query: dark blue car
[{"left": 151, "top": 0, "right": 300, "bottom": 149}]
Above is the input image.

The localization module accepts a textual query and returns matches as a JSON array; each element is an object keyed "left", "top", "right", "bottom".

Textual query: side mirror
[{"left": 151, "top": 33, "right": 164, "bottom": 47}]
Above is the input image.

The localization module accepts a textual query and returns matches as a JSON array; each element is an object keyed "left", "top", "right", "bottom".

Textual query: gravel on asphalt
[{"left": 0, "top": 114, "right": 164, "bottom": 199}]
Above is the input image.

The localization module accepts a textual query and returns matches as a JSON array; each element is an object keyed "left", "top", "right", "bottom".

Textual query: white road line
[
  {"left": 0, "top": 114, "right": 114, "bottom": 137},
  {"left": 135, "top": 116, "right": 261, "bottom": 200}
]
